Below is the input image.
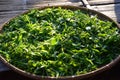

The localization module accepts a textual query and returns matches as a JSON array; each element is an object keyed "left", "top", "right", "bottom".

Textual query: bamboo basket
[{"left": 0, "top": 5, "right": 120, "bottom": 80}]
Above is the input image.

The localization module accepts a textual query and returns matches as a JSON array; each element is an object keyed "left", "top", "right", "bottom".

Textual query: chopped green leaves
[{"left": 0, "top": 7, "right": 120, "bottom": 77}]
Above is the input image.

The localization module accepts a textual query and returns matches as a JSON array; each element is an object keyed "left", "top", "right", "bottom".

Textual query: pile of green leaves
[{"left": 0, "top": 7, "right": 120, "bottom": 77}]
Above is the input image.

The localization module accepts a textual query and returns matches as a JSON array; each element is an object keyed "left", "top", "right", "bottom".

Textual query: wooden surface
[
  {"left": 0, "top": 0, "right": 120, "bottom": 26},
  {"left": 90, "top": 0, "right": 120, "bottom": 23},
  {"left": 0, "top": 0, "right": 83, "bottom": 27},
  {"left": 0, "top": 0, "right": 120, "bottom": 80}
]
